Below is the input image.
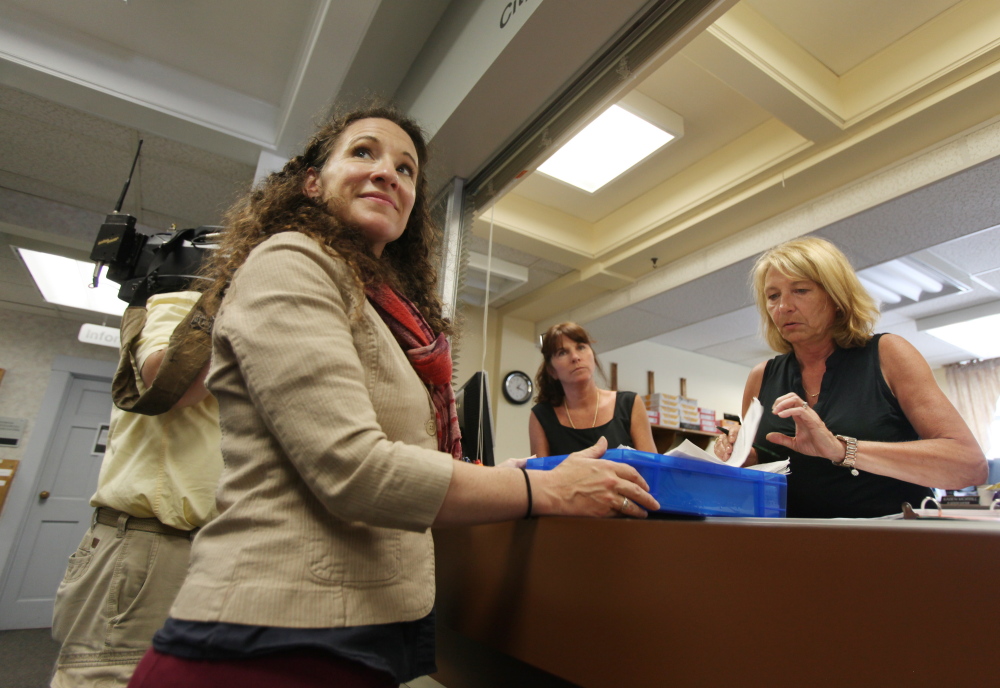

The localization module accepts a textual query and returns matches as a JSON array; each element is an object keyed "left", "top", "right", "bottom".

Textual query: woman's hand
[
  {"left": 767, "top": 393, "right": 844, "bottom": 462},
  {"left": 532, "top": 437, "right": 661, "bottom": 518},
  {"left": 714, "top": 424, "right": 740, "bottom": 461}
]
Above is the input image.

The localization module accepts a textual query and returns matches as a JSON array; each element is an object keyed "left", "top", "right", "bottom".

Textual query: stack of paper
[{"left": 663, "top": 398, "right": 790, "bottom": 474}]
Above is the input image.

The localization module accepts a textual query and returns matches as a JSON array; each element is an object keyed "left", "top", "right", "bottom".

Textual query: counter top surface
[{"left": 705, "top": 513, "right": 1000, "bottom": 531}]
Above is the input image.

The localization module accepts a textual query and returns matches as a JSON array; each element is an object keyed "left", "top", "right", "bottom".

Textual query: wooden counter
[{"left": 433, "top": 517, "right": 999, "bottom": 687}]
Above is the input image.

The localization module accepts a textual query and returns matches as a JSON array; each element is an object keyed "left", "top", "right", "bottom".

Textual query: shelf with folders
[{"left": 650, "top": 425, "right": 720, "bottom": 452}]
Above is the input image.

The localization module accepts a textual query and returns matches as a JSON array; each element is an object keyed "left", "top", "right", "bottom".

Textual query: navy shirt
[
  {"left": 755, "top": 334, "right": 933, "bottom": 518},
  {"left": 153, "top": 611, "right": 435, "bottom": 684}
]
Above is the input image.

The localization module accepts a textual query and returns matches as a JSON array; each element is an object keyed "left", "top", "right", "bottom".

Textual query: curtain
[{"left": 943, "top": 357, "right": 1000, "bottom": 456}]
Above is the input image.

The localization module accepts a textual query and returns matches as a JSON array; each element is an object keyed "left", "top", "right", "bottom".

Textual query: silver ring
[
  {"left": 801, "top": 401, "right": 809, "bottom": 409},
  {"left": 621, "top": 497, "right": 629, "bottom": 511}
]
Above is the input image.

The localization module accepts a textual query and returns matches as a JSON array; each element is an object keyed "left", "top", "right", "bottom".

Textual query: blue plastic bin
[{"left": 525, "top": 448, "right": 786, "bottom": 518}]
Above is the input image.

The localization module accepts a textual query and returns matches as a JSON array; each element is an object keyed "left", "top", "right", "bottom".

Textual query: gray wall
[{"left": 0, "top": 308, "right": 118, "bottom": 588}]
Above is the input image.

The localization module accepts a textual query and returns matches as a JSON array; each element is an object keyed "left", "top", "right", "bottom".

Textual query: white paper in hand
[
  {"left": 667, "top": 439, "right": 723, "bottom": 463},
  {"left": 728, "top": 397, "right": 763, "bottom": 467},
  {"left": 660, "top": 398, "right": 788, "bottom": 474}
]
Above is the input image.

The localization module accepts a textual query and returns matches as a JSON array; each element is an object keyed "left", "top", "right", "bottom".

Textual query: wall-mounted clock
[{"left": 502, "top": 370, "right": 533, "bottom": 405}]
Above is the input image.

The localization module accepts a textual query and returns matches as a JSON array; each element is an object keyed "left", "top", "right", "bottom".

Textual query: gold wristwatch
[{"left": 834, "top": 435, "right": 859, "bottom": 476}]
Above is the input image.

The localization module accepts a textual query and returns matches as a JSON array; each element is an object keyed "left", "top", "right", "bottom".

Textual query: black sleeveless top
[
  {"left": 755, "top": 334, "right": 933, "bottom": 518},
  {"left": 532, "top": 391, "right": 637, "bottom": 456}
]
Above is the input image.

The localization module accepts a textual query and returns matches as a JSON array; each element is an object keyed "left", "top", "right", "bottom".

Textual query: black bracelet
[{"left": 518, "top": 466, "right": 533, "bottom": 519}]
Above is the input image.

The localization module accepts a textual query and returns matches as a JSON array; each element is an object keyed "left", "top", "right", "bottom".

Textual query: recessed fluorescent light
[
  {"left": 925, "top": 312, "right": 1000, "bottom": 360},
  {"left": 857, "top": 256, "right": 969, "bottom": 311},
  {"left": 537, "top": 105, "right": 674, "bottom": 193},
  {"left": 925, "top": 313, "right": 1000, "bottom": 360},
  {"left": 17, "top": 248, "right": 126, "bottom": 316}
]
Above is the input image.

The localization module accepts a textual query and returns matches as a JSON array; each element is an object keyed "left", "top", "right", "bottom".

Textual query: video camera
[{"left": 89, "top": 140, "right": 220, "bottom": 307}]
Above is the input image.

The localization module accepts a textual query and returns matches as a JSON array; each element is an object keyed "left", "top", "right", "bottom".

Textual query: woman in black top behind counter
[
  {"left": 714, "top": 237, "right": 986, "bottom": 517},
  {"left": 529, "top": 322, "right": 657, "bottom": 457}
]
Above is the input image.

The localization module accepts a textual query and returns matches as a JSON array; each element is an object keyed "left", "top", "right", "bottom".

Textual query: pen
[
  {"left": 716, "top": 425, "right": 729, "bottom": 437},
  {"left": 752, "top": 443, "right": 786, "bottom": 462}
]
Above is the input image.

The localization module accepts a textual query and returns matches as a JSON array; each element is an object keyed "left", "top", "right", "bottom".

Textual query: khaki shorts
[{"left": 50, "top": 517, "right": 192, "bottom": 688}]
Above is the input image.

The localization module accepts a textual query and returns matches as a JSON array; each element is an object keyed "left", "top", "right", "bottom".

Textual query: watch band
[{"left": 834, "top": 435, "right": 859, "bottom": 476}]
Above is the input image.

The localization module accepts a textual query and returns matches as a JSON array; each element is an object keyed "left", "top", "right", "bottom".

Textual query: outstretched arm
[{"left": 433, "top": 437, "right": 661, "bottom": 526}]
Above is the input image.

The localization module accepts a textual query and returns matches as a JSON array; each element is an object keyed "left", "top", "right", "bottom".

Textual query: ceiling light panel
[
  {"left": 17, "top": 248, "right": 126, "bottom": 316},
  {"left": 857, "top": 256, "right": 968, "bottom": 311},
  {"left": 537, "top": 105, "right": 675, "bottom": 193},
  {"left": 924, "top": 312, "right": 1000, "bottom": 360}
]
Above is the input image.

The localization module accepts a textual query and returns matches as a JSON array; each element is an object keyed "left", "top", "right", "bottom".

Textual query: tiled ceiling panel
[
  {"left": 974, "top": 268, "right": 1000, "bottom": 292},
  {"left": 927, "top": 224, "right": 1000, "bottom": 277},
  {"left": 695, "top": 332, "right": 773, "bottom": 368},
  {"left": 651, "top": 305, "right": 760, "bottom": 350},
  {"left": 585, "top": 306, "right": 688, "bottom": 354},
  {"left": 816, "top": 156, "right": 1000, "bottom": 271},
  {"left": 631, "top": 258, "right": 757, "bottom": 324}
]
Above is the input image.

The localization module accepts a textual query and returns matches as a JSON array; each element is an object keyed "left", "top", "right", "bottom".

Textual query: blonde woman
[{"left": 714, "top": 237, "right": 986, "bottom": 517}]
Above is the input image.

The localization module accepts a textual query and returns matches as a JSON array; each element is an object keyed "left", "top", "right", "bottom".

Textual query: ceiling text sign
[
  {"left": 500, "top": 0, "right": 532, "bottom": 29},
  {"left": 78, "top": 323, "right": 121, "bottom": 349}
]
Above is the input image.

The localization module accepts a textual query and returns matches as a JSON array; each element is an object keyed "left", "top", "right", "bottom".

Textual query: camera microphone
[{"left": 89, "top": 140, "right": 220, "bottom": 306}]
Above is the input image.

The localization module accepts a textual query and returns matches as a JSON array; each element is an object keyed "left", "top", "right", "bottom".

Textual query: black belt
[{"left": 95, "top": 507, "right": 195, "bottom": 539}]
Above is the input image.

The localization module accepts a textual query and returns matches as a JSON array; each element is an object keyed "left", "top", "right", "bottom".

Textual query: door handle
[{"left": 39, "top": 491, "right": 50, "bottom": 500}]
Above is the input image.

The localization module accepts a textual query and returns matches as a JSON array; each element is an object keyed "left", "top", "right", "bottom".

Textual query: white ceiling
[
  {"left": 2, "top": 0, "right": 1000, "bottom": 370},
  {"left": 476, "top": 0, "right": 1000, "bottom": 368},
  {"left": 5, "top": 0, "right": 315, "bottom": 104},
  {"left": 746, "top": 0, "right": 966, "bottom": 75}
]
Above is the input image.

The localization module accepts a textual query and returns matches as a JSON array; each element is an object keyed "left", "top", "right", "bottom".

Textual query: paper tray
[{"left": 525, "top": 448, "right": 786, "bottom": 518}]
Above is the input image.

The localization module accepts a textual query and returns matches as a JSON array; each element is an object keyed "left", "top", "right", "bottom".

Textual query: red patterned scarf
[{"left": 365, "top": 283, "right": 463, "bottom": 461}]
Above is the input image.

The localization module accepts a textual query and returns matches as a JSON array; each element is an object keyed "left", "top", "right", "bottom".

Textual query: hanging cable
[{"left": 477, "top": 204, "right": 497, "bottom": 463}]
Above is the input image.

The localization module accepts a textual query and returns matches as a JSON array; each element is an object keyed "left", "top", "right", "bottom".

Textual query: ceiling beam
[{"left": 0, "top": 1, "right": 277, "bottom": 163}]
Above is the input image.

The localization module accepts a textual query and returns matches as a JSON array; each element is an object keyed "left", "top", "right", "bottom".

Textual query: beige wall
[
  {"left": 452, "top": 304, "right": 538, "bottom": 463},
  {"left": 452, "top": 304, "right": 492, "bottom": 398},
  {"left": 602, "top": 340, "right": 752, "bottom": 419},
  {"left": 492, "top": 315, "right": 538, "bottom": 461}
]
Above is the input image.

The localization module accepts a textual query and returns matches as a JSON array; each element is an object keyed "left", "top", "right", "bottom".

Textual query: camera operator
[{"left": 50, "top": 290, "right": 223, "bottom": 688}]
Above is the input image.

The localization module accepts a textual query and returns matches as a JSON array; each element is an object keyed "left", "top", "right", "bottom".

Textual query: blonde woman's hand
[
  {"left": 714, "top": 424, "right": 740, "bottom": 461},
  {"left": 768, "top": 392, "right": 843, "bottom": 461}
]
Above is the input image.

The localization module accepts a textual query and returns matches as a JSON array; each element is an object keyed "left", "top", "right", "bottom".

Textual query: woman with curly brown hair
[{"left": 127, "top": 104, "right": 658, "bottom": 688}]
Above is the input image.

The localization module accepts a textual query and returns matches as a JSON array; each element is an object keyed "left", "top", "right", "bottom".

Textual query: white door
[{"left": 0, "top": 375, "right": 112, "bottom": 629}]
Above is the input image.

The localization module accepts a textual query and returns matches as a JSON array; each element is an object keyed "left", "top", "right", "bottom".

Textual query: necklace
[
  {"left": 567, "top": 389, "right": 600, "bottom": 429},
  {"left": 805, "top": 390, "right": 820, "bottom": 398}
]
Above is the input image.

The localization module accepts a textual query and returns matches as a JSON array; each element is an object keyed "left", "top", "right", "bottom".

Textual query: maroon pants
[{"left": 128, "top": 648, "right": 398, "bottom": 688}]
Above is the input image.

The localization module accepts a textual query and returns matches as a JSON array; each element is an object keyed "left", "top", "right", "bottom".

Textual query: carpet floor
[{"left": 0, "top": 628, "right": 58, "bottom": 688}]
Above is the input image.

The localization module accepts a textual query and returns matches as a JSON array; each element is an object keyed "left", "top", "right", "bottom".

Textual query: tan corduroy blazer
[{"left": 169, "top": 232, "right": 454, "bottom": 629}]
